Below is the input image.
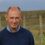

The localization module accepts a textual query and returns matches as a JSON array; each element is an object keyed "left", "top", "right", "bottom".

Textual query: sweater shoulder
[
  {"left": 20, "top": 27, "right": 32, "bottom": 35},
  {"left": 21, "top": 27, "right": 34, "bottom": 38},
  {"left": 0, "top": 27, "right": 6, "bottom": 35}
]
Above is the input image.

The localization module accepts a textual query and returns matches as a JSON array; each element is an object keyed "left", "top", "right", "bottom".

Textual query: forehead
[{"left": 7, "top": 10, "right": 21, "bottom": 18}]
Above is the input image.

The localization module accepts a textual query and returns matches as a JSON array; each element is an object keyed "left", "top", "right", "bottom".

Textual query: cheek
[
  {"left": 17, "top": 19, "right": 21, "bottom": 23},
  {"left": 7, "top": 19, "right": 13, "bottom": 24}
]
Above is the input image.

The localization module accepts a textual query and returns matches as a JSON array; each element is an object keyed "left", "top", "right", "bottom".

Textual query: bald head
[{"left": 7, "top": 6, "right": 21, "bottom": 15}]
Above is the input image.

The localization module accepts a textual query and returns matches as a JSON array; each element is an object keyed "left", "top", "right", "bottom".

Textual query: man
[{"left": 0, "top": 6, "right": 34, "bottom": 45}]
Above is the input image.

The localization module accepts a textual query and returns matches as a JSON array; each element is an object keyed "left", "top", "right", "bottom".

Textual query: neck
[{"left": 10, "top": 28, "right": 17, "bottom": 32}]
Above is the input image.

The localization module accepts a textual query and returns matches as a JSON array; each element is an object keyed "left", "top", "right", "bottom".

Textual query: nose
[{"left": 13, "top": 18, "right": 17, "bottom": 22}]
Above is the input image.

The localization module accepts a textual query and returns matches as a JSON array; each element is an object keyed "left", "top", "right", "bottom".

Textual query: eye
[
  {"left": 10, "top": 17, "right": 14, "bottom": 19},
  {"left": 15, "top": 17, "right": 19, "bottom": 19},
  {"left": 10, "top": 17, "right": 20, "bottom": 19}
]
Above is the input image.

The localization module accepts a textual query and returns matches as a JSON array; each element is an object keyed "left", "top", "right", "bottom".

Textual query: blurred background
[{"left": 0, "top": 0, "right": 45, "bottom": 45}]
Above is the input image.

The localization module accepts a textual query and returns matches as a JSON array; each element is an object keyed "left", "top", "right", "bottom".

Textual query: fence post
[{"left": 39, "top": 15, "right": 43, "bottom": 45}]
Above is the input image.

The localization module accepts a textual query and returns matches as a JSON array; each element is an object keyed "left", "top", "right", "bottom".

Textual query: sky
[{"left": 0, "top": 0, "right": 45, "bottom": 11}]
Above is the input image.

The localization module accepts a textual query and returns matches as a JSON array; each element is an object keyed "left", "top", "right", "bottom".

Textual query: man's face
[{"left": 6, "top": 9, "right": 21, "bottom": 29}]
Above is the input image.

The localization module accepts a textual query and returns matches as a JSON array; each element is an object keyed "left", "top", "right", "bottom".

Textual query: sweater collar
[{"left": 7, "top": 26, "right": 20, "bottom": 33}]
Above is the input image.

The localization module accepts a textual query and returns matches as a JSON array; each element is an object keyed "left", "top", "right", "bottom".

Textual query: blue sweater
[{"left": 0, "top": 27, "right": 34, "bottom": 45}]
